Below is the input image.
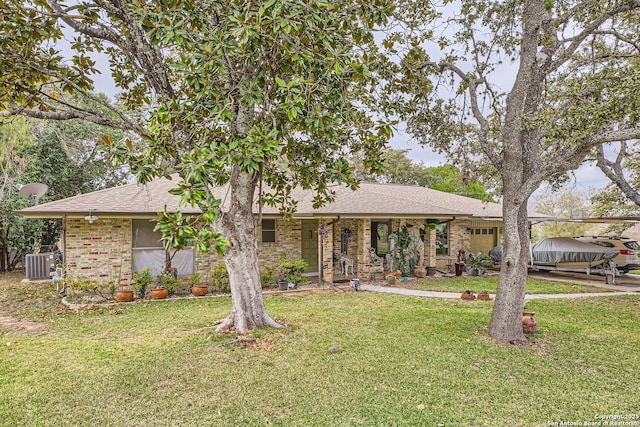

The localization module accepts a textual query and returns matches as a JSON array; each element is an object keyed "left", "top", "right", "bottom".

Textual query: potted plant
[
  {"left": 115, "top": 283, "right": 134, "bottom": 302},
  {"left": 522, "top": 311, "right": 538, "bottom": 335},
  {"left": 150, "top": 281, "right": 169, "bottom": 300},
  {"left": 477, "top": 289, "right": 491, "bottom": 301},
  {"left": 150, "top": 272, "right": 177, "bottom": 300},
  {"left": 132, "top": 268, "right": 153, "bottom": 299},
  {"left": 464, "top": 252, "right": 493, "bottom": 276},
  {"left": 413, "top": 262, "right": 427, "bottom": 278},
  {"left": 270, "top": 254, "right": 308, "bottom": 290},
  {"left": 460, "top": 289, "right": 476, "bottom": 300},
  {"left": 190, "top": 272, "right": 208, "bottom": 296}
]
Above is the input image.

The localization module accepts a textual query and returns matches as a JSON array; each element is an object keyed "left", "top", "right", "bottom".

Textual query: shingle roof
[{"left": 18, "top": 175, "right": 534, "bottom": 219}]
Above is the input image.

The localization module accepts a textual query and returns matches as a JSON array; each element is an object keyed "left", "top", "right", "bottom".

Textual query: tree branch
[
  {"left": 549, "top": 1, "right": 640, "bottom": 74},
  {"left": 596, "top": 142, "right": 640, "bottom": 207},
  {"left": 1, "top": 103, "right": 135, "bottom": 132}
]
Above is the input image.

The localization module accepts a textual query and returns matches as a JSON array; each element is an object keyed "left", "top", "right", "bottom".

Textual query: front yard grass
[
  {"left": 407, "top": 275, "right": 612, "bottom": 294},
  {"left": 1, "top": 273, "right": 639, "bottom": 426}
]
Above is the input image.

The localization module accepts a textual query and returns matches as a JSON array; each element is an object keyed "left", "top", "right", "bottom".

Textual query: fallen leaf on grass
[{"left": 417, "top": 404, "right": 425, "bottom": 410}]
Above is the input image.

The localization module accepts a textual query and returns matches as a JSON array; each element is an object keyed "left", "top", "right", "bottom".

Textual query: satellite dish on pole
[{"left": 19, "top": 183, "right": 48, "bottom": 205}]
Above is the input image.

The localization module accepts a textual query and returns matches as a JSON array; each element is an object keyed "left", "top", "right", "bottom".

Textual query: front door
[{"left": 301, "top": 220, "right": 319, "bottom": 272}]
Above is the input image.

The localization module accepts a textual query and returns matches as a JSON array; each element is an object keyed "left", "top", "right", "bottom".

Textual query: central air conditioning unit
[{"left": 25, "top": 253, "right": 56, "bottom": 280}]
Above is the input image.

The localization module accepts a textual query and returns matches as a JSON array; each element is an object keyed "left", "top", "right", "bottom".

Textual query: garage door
[{"left": 470, "top": 227, "right": 498, "bottom": 255}]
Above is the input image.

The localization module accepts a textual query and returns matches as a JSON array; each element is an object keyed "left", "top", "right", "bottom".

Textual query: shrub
[
  {"left": 263, "top": 254, "right": 309, "bottom": 286},
  {"left": 65, "top": 277, "right": 117, "bottom": 301},
  {"left": 210, "top": 263, "right": 230, "bottom": 293},
  {"left": 260, "top": 269, "right": 275, "bottom": 288},
  {"left": 132, "top": 268, "right": 153, "bottom": 298},
  {"left": 280, "top": 258, "right": 309, "bottom": 284},
  {"left": 158, "top": 274, "right": 180, "bottom": 295}
]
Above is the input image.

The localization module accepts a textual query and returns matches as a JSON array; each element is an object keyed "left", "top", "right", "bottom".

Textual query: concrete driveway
[{"left": 527, "top": 269, "right": 640, "bottom": 293}]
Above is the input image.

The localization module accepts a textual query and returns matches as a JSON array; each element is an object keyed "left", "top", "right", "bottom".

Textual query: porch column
[
  {"left": 425, "top": 228, "right": 437, "bottom": 268},
  {"left": 358, "top": 218, "right": 372, "bottom": 279},
  {"left": 319, "top": 220, "right": 334, "bottom": 284}
]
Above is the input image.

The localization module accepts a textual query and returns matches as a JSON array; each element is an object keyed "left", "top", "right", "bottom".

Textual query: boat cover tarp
[
  {"left": 488, "top": 237, "right": 619, "bottom": 265},
  {"left": 531, "top": 237, "right": 619, "bottom": 264}
]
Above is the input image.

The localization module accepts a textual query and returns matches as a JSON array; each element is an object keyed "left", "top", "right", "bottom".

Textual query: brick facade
[
  {"left": 64, "top": 218, "right": 133, "bottom": 284},
  {"left": 63, "top": 216, "right": 477, "bottom": 283}
]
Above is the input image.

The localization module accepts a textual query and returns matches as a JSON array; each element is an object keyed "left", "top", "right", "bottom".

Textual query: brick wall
[
  {"left": 64, "top": 218, "right": 132, "bottom": 284},
  {"left": 257, "top": 218, "right": 302, "bottom": 266},
  {"left": 63, "top": 216, "right": 475, "bottom": 283}
]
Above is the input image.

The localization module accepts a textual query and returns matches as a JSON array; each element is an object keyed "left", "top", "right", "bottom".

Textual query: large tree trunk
[
  {"left": 486, "top": 0, "right": 546, "bottom": 342},
  {"left": 215, "top": 168, "right": 282, "bottom": 334},
  {"left": 489, "top": 190, "right": 531, "bottom": 342}
]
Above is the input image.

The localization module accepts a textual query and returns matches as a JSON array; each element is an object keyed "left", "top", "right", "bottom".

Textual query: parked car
[{"left": 574, "top": 236, "right": 640, "bottom": 273}]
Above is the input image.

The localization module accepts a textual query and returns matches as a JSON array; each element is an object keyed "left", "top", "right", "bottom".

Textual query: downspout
[
  {"left": 319, "top": 216, "right": 340, "bottom": 284},
  {"left": 62, "top": 214, "right": 67, "bottom": 264}
]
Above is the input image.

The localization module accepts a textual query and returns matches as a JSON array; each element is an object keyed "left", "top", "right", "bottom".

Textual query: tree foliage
[
  {"left": 387, "top": 0, "right": 640, "bottom": 341},
  {"left": 595, "top": 141, "right": 640, "bottom": 221},
  {"left": 355, "top": 147, "right": 493, "bottom": 200},
  {"left": 532, "top": 186, "right": 595, "bottom": 240},
  {"left": 0, "top": 114, "right": 128, "bottom": 270},
  {"left": 1, "top": 0, "right": 395, "bottom": 332}
]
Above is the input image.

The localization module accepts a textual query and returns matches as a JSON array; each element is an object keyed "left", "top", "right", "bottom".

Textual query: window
[
  {"left": 472, "top": 228, "right": 494, "bottom": 235},
  {"left": 262, "top": 219, "right": 276, "bottom": 243},
  {"left": 371, "top": 221, "right": 390, "bottom": 255},
  {"left": 132, "top": 219, "right": 163, "bottom": 248},
  {"left": 131, "top": 219, "right": 194, "bottom": 276},
  {"left": 436, "top": 223, "right": 449, "bottom": 255}
]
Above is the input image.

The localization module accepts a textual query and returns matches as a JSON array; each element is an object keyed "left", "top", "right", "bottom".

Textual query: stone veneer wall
[{"left": 64, "top": 218, "right": 132, "bottom": 284}]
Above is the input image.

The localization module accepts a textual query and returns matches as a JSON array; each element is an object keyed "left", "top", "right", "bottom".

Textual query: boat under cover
[{"left": 489, "top": 237, "right": 620, "bottom": 270}]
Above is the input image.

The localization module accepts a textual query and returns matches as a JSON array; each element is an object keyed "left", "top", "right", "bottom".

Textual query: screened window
[
  {"left": 131, "top": 219, "right": 194, "bottom": 276},
  {"left": 262, "top": 219, "right": 276, "bottom": 243},
  {"left": 132, "top": 219, "right": 162, "bottom": 248}
]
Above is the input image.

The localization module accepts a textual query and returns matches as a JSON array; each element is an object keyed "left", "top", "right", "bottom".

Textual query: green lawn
[
  {"left": 407, "top": 275, "right": 612, "bottom": 294},
  {"left": 1, "top": 274, "right": 639, "bottom": 426}
]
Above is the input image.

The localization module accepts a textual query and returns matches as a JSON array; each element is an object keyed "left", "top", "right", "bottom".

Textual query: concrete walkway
[{"left": 359, "top": 284, "right": 639, "bottom": 301}]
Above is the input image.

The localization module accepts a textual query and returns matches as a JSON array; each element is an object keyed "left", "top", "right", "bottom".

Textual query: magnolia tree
[
  {"left": 390, "top": 0, "right": 640, "bottom": 341},
  {"left": 0, "top": 0, "right": 394, "bottom": 333}
]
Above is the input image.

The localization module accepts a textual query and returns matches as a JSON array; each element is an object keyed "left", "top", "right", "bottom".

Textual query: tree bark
[
  {"left": 489, "top": 194, "right": 530, "bottom": 342},
  {"left": 215, "top": 167, "right": 283, "bottom": 334},
  {"left": 486, "top": 0, "right": 546, "bottom": 342}
]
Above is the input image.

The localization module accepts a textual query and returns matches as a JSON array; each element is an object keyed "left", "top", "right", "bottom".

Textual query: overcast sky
[{"left": 75, "top": 30, "right": 611, "bottom": 200}]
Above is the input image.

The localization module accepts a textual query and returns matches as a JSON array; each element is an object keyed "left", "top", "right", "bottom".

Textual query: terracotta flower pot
[
  {"left": 151, "top": 287, "right": 169, "bottom": 300},
  {"left": 460, "top": 290, "right": 476, "bottom": 300},
  {"left": 413, "top": 265, "right": 426, "bottom": 278},
  {"left": 115, "top": 288, "right": 134, "bottom": 302},
  {"left": 478, "top": 293, "right": 491, "bottom": 301},
  {"left": 191, "top": 284, "right": 208, "bottom": 297},
  {"left": 522, "top": 311, "right": 538, "bottom": 335}
]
